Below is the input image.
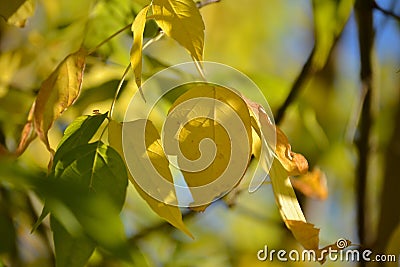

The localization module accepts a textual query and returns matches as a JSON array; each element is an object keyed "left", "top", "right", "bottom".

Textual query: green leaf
[
  {"left": 32, "top": 113, "right": 108, "bottom": 232},
  {"left": 50, "top": 142, "right": 129, "bottom": 260},
  {"left": 312, "top": 0, "right": 354, "bottom": 69},
  {"left": 108, "top": 119, "right": 193, "bottom": 238},
  {"left": 130, "top": 5, "right": 150, "bottom": 89},
  {"left": 151, "top": 0, "right": 205, "bottom": 62},
  {"left": 51, "top": 216, "right": 96, "bottom": 267},
  {"left": 53, "top": 113, "right": 108, "bottom": 165},
  {"left": 0, "top": 0, "right": 35, "bottom": 27},
  {"left": 33, "top": 48, "right": 87, "bottom": 153}
]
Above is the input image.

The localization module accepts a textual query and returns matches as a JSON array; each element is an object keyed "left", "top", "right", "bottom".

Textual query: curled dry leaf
[
  {"left": 291, "top": 167, "right": 328, "bottom": 200},
  {"left": 15, "top": 102, "right": 37, "bottom": 156}
]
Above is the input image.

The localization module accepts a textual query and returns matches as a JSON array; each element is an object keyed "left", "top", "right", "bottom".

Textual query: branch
[
  {"left": 354, "top": 0, "right": 374, "bottom": 262},
  {"left": 196, "top": 0, "right": 221, "bottom": 9},
  {"left": 373, "top": 1, "right": 400, "bottom": 21},
  {"left": 275, "top": 49, "right": 315, "bottom": 125}
]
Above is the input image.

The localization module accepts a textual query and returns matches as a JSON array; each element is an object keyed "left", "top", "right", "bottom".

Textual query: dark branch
[
  {"left": 373, "top": 1, "right": 400, "bottom": 21},
  {"left": 354, "top": 1, "right": 374, "bottom": 265},
  {"left": 196, "top": 0, "right": 221, "bottom": 9},
  {"left": 275, "top": 49, "right": 315, "bottom": 125}
]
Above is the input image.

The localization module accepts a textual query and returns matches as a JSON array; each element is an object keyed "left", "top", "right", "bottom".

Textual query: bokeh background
[{"left": 0, "top": 0, "right": 399, "bottom": 266}]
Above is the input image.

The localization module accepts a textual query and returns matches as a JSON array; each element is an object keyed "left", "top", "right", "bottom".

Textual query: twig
[
  {"left": 373, "top": 1, "right": 400, "bottom": 21},
  {"left": 354, "top": 1, "right": 374, "bottom": 264},
  {"left": 196, "top": 0, "right": 221, "bottom": 9},
  {"left": 88, "top": 23, "right": 131, "bottom": 55},
  {"left": 275, "top": 49, "right": 315, "bottom": 124}
]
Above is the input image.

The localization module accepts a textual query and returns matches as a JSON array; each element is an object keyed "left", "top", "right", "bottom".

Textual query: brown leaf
[
  {"left": 291, "top": 167, "right": 328, "bottom": 200},
  {"left": 15, "top": 102, "right": 37, "bottom": 156},
  {"left": 33, "top": 48, "right": 86, "bottom": 154}
]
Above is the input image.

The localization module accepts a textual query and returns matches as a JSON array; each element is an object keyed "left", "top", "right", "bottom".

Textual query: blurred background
[{"left": 0, "top": 0, "right": 399, "bottom": 266}]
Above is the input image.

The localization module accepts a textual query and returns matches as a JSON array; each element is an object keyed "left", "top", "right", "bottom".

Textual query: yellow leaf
[
  {"left": 130, "top": 5, "right": 150, "bottom": 89},
  {"left": 166, "top": 84, "right": 252, "bottom": 210},
  {"left": 108, "top": 119, "right": 193, "bottom": 238},
  {"left": 151, "top": 0, "right": 205, "bottom": 62},
  {"left": 1, "top": 0, "right": 35, "bottom": 27},
  {"left": 33, "top": 48, "right": 86, "bottom": 154},
  {"left": 290, "top": 167, "right": 328, "bottom": 200}
]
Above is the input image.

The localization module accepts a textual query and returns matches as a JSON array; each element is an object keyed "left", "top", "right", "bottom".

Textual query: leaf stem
[
  {"left": 109, "top": 64, "right": 131, "bottom": 120},
  {"left": 87, "top": 23, "right": 131, "bottom": 55}
]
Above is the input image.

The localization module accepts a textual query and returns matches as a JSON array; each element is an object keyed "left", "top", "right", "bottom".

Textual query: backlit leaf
[
  {"left": 0, "top": 0, "right": 35, "bottom": 27},
  {"left": 53, "top": 113, "right": 108, "bottom": 165},
  {"left": 33, "top": 48, "right": 86, "bottom": 154},
  {"left": 108, "top": 119, "right": 192, "bottom": 238},
  {"left": 290, "top": 167, "right": 328, "bottom": 200},
  {"left": 130, "top": 5, "right": 150, "bottom": 89},
  {"left": 167, "top": 84, "right": 252, "bottom": 210},
  {"left": 151, "top": 0, "right": 205, "bottom": 62}
]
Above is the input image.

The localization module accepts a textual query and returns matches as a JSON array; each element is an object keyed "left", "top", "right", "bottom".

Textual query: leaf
[
  {"left": 53, "top": 113, "right": 108, "bottom": 165},
  {"left": 151, "top": 0, "right": 205, "bottom": 62},
  {"left": 130, "top": 5, "right": 150, "bottom": 89},
  {"left": 51, "top": 216, "right": 96, "bottom": 267},
  {"left": 50, "top": 141, "right": 129, "bottom": 260},
  {"left": 166, "top": 84, "right": 252, "bottom": 210},
  {"left": 15, "top": 102, "right": 37, "bottom": 156},
  {"left": 108, "top": 119, "right": 192, "bottom": 238},
  {"left": 33, "top": 48, "right": 86, "bottom": 154},
  {"left": 312, "top": 0, "right": 354, "bottom": 69},
  {"left": 32, "top": 113, "right": 108, "bottom": 232},
  {"left": 0, "top": 0, "right": 35, "bottom": 27},
  {"left": 290, "top": 167, "right": 328, "bottom": 200}
]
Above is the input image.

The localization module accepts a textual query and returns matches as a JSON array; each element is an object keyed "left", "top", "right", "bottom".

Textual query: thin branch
[
  {"left": 87, "top": 23, "right": 131, "bottom": 55},
  {"left": 196, "top": 0, "right": 221, "bottom": 9},
  {"left": 354, "top": 1, "right": 374, "bottom": 264},
  {"left": 275, "top": 49, "right": 315, "bottom": 124},
  {"left": 373, "top": 1, "right": 400, "bottom": 21}
]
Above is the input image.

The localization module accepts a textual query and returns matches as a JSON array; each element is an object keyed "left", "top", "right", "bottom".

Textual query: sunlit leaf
[
  {"left": 312, "top": 0, "right": 354, "bottom": 69},
  {"left": 167, "top": 84, "right": 252, "bottom": 211},
  {"left": 0, "top": 0, "right": 35, "bottom": 27},
  {"left": 151, "top": 0, "right": 205, "bottom": 62},
  {"left": 53, "top": 113, "right": 108, "bottom": 165},
  {"left": 290, "top": 167, "right": 328, "bottom": 200},
  {"left": 51, "top": 216, "right": 96, "bottom": 267},
  {"left": 33, "top": 48, "right": 86, "bottom": 154},
  {"left": 130, "top": 5, "right": 150, "bottom": 89},
  {"left": 108, "top": 119, "right": 193, "bottom": 238}
]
